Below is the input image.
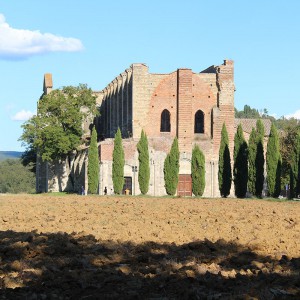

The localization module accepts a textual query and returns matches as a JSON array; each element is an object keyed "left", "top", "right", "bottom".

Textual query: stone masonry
[{"left": 36, "top": 60, "right": 235, "bottom": 197}]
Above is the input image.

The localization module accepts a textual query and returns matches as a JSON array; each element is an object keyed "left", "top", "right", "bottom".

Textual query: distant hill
[{"left": 0, "top": 151, "right": 23, "bottom": 161}]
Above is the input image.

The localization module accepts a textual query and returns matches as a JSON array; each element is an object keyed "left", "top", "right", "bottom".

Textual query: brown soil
[{"left": 0, "top": 194, "right": 299, "bottom": 299}]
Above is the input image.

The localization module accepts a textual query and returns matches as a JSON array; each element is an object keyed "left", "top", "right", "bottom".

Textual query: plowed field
[{"left": 0, "top": 194, "right": 299, "bottom": 299}]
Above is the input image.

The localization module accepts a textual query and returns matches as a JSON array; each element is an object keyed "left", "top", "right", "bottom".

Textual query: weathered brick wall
[
  {"left": 214, "top": 60, "right": 235, "bottom": 156},
  {"left": 177, "top": 69, "right": 193, "bottom": 152},
  {"left": 144, "top": 72, "right": 177, "bottom": 139}
]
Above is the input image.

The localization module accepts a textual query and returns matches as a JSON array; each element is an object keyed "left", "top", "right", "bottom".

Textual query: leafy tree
[
  {"left": 233, "top": 124, "right": 248, "bottom": 198},
  {"left": 164, "top": 137, "right": 180, "bottom": 195},
  {"left": 275, "top": 116, "right": 300, "bottom": 131},
  {"left": 218, "top": 123, "right": 232, "bottom": 197},
  {"left": 235, "top": 104, "right": 272, "bottom": 120},
  {"left": 112, "top": 128, "right": 125, "bottom": 194},
  {"left": 137, "top": 130, "right": 150, "bottom": 195},
  {"left": 21, "top": 146, "right": 36, "bottom": 173},
  {"left": 191, "top": 145, "right": 205, "bottom": 196},
  {"left": 279, "top": 122, "right": 300, "bottom": 186},
  {"left": 235, "top": 105, "right": 260, "bottom": 119},
  {"left": 20, "top": 84, "right": 98, "bottom": 162},
  {"left": 88, "top": 126, "right": 99, "bottom": 194},
  {"left": 0, "top": 159, "right": 35, "bottom": 193},
  {"left": 266, "top": 123, "right": 282, "bottom": 197},
  {"left": 248, "top": 127, "right": 257, "bottom": 195},
  {"left": 290, "top": 132, "right": 300, "bottom": 198}
]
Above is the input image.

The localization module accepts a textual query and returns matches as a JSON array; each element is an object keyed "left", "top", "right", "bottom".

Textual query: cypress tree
[
  {"left": 164, "top": 137, "right": 180, "bottom": 195},
  {"left": 255, "top": 119, "right": 265, "bottom": 197},
  {"left": 137, "top": 130, "right": 150, "bottom": 195},
  {"left": 218, "top": 123, "right": 232, "bottom": 197},
  {"left": 290, "top": 132, "right": 300, "bottom": 198},
  {"left": 233, "top": 124, "right": 248, "bottom": 198},
  {"left": 88, "top": 126, "right": 99, "bottom": 194},
  {"left": 266, "top": 123, "right": 282, "bottom": 197},
  {"left": 112, "top": 128, "right": 124, "bottom": 194},
  {"left": 248, "top": 127, "right": 257, "bottom": 195},
  {"left": 191, "top": 145, "right": 205, "bottom": 196}
]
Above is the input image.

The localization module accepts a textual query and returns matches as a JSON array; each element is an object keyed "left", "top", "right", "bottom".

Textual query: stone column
[
  {"left": 121, "top": 72, "right": 127, "bottom": 136},
  {"left": 109, "top": 83, "right": 113, "bottom": 137},
  {"left": 113, "top": 79, "right": 118, "bottom": 134},
  {"left": 126, "top": 68, "right": 132, "bottom": 137},
  {"left": 117, "top": 75, "right": 123, "bottom": 133}
]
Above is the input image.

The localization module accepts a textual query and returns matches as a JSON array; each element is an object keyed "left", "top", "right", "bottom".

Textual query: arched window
[
  {"left": 194, "top": 110, "right": 204, "bottom": 133},
  {"left": 160, "top": 109, "right": 171, "bottom": 132}
]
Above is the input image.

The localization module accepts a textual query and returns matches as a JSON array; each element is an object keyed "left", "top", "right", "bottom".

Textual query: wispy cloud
[
  {"left": 11, "top": 110, "right": 35, "bottom": 121},
  {"left": 285, "top": 109, "right": 300, "bottom": 120},
  {"left": 0, "top": 14, "right": 83, "bottom": 60}
]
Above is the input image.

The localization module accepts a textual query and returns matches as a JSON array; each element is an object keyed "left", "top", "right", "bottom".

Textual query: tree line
[
  {"left": 95, "top": 119, "right": 299, "bottom": 198},
  {"left": 0, "top": 159, "right": 35, "bottom": 193}
]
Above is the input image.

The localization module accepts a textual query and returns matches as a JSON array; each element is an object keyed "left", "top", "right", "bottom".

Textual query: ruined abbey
[{"left": 36, "top": 60, "right": 237, "bottom": 197}]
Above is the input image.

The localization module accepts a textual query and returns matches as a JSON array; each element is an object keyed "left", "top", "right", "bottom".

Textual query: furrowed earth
[{"left": 0, "top": 194, "right": 299, "bottom": 299}]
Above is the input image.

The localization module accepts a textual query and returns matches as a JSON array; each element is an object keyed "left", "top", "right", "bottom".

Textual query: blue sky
[{"left": 1, "top": 0, "right": 299, "bottom": 151}]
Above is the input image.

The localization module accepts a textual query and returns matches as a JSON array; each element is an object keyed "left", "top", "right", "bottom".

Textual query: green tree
[
  {"left": 266, "top": 123, "right": 282, "bottom": 197},
  {"left": 255, "top": 119, "right": 265, "bottom": 197},
  {"left": 21, "top": 146, "right": 36, "bottom": 173},
  {"left": 20, "top": 84, "right": 98, "bottom": 162},
  {"left": 279, "top": 122, "right": 300, "bottom": 187},
  {"left": 112, "top": 128, "right": 125, "bottom": 194},
  {"left": 137, "top": 130, "right": 150, "bottom": 195},
  {"left": 88, "top": 126, "right": 99, "bottom": 194},
  {"left": 191, "top": 145, "right": 205, "bottom": 196},
  {"left": 218, "top": 123, "right": 232, "bottom": 197},
  {"left": 248, "top": 120, "right": 265, "bottom": 197},
  {"left": 248, "top": 127, "right": 257, "bottom": 195},
  {"left": 233, "top": 124, "right": 248, "bottom": 198},
  {"left": 290, "top": 132, "right": 300, "bottom": 198},
  {"left": 235, "top": 105, "right": 260, "bottom": 119},
  {"left": 0, "top": 159, "right": 35, "bottom": 193},
  {"left": 164, "top": 137, "right": 180, "bottom": 195}
]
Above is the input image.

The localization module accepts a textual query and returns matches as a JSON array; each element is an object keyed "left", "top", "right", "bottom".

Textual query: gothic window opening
[
  {"left": 195, "top": 110, "right": 204, "bottom": 133},
  {"left": 160, "top": 109, "right": 171, "bottom": 132}
]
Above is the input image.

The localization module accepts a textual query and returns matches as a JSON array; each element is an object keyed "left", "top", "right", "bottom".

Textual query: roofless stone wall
[{"left": 36, "top": 60, "right": 235, "bottom": 197}]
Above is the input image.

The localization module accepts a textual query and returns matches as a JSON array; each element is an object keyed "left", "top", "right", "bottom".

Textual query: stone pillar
[
  {"left": 109, "top": 83, "right": 113, "bottom": 137},
  {"left": 177, "top": 69, "right": 193, "bottom": 152},
  {"left": 113, "top": 79, "right": 118, "bottom": 134},
  {"left": 117, "top": 75, "right": 123, "bottom": 133},
  {"left": 126, "top": 68, "right": 133, "bottom": 137},
  {"left": 121, "top": 72, "right": 127, "bottom": 136},
  {"left": 131, "top": 64, "right": 149, "bottom": 139},
  {"left": 214, "top": 60, "right": 235, "bottom": 156}
]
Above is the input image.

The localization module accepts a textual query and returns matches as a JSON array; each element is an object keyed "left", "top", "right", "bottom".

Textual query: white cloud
[
  {"left": 11, "top": 110, "right": 35, "bottom": 121},
  {"left": 285, "top": 109, "right": 300, "bottom": 120},
  {"left": 0, "top": 14, "right": 83, "bottom": 60}
]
